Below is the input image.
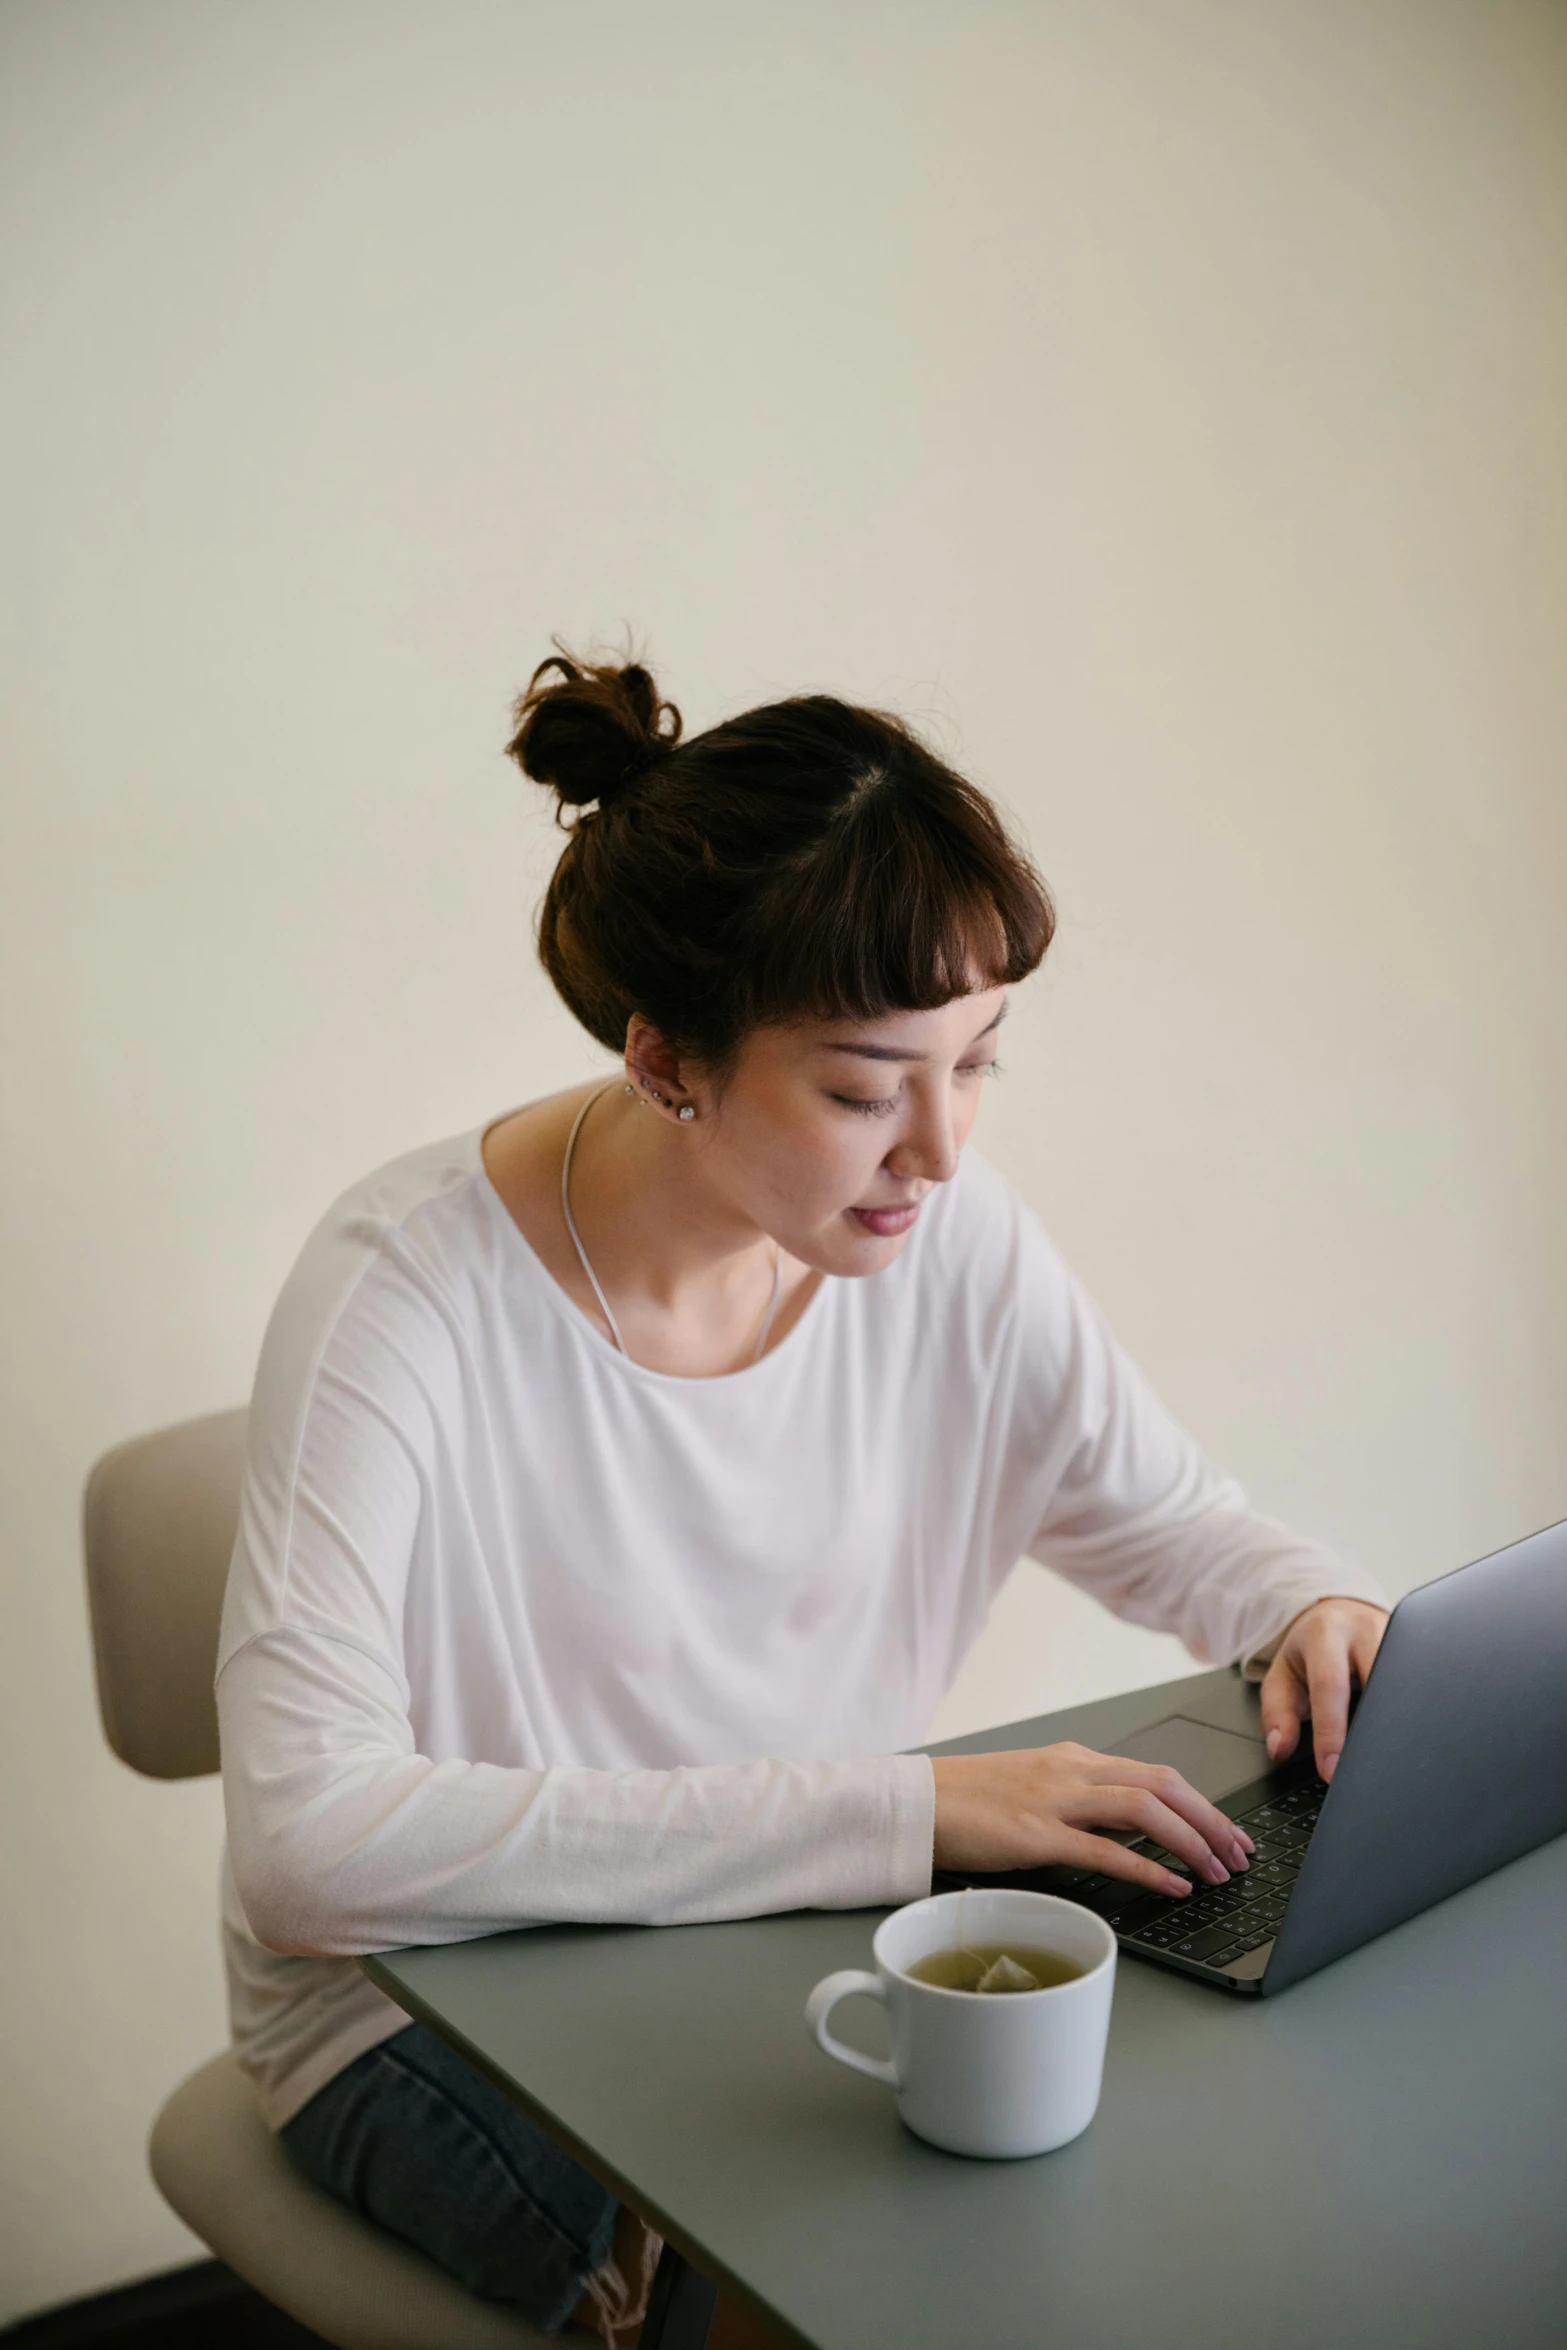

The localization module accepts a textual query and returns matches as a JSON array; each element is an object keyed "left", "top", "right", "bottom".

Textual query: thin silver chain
[{"left": 560, "top": 1082, "right": 783, "bottom": 1367}]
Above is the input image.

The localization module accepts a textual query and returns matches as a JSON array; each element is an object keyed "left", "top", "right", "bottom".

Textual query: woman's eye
[{"left": 832, "top": 1062, "right": 998, "bottom": 1116}]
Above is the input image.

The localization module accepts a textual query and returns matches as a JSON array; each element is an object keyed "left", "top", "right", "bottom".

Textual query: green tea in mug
[{"left": 905, "top": 1943, "right": 1085, "bottom": 1994}]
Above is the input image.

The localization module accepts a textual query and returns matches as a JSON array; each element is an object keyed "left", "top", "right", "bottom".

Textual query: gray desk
[{"left": 364, "top": 1669, "right": 1567, "bottom": 2350}]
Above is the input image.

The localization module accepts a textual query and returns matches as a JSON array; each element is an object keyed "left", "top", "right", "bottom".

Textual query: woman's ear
[{"left": 623, "top": 1016, "right": 696, "bottom": 1121}]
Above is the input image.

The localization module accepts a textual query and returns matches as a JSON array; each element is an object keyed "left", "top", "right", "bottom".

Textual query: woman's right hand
[{"left": 930, "top": 1742, "right": 1253, "bottom": 1898}]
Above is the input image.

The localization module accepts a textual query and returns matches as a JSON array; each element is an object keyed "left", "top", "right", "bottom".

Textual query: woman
[{"left": 218, "top": 654, "right": 1388, "bottom": 2343}]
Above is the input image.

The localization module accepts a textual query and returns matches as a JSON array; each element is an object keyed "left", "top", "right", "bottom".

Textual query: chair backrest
[{"left": 82, "top": 1407, "right": 249, "bottom": 1779}]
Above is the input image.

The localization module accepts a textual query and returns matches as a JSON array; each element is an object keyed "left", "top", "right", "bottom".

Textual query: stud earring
[
  {"left": 623, "top": 1083, "right": 635, "bottom": 1095},
  {"left": 677, "top": 1104, "right": 695, "bottom": 1122}
]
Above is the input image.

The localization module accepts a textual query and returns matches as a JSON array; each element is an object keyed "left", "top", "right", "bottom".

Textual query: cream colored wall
[{"left": 4, "top": 0, "right": 1565, "bottom": 2319}]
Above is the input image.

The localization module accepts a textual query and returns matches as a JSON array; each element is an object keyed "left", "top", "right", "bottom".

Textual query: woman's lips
[{"left": 849, "top": 1201, "right": 922, "bottom": 1238}]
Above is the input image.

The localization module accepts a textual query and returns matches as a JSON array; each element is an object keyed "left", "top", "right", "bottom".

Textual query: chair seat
[{"left": 149, "top": 2051, "right": 555, "bottom": 2350}]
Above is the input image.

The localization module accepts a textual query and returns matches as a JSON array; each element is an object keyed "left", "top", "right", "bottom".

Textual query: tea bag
[{"left": 974, "top": 1951, "right": 1040, "bottom": 1995}]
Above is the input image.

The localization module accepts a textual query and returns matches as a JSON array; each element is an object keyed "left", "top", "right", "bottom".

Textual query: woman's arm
[
  {"left": 219, "top": 1625, "right": 934, "bottom": 1954},
  {"left": 920, "top": 1198, "right": 1391, "bottom": 1848},
  {"left": 1012, "top": 1233, "right": 1389, "bottom": 1685}
]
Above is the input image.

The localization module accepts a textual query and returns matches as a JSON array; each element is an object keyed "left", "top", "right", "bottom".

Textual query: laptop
[{"left": 934, "top": 1515, "right": 1567, "bottom": 1994}]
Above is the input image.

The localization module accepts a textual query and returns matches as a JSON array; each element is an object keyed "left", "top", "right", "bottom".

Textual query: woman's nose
[{"left": 886, "top": 1101, "right": 959, "bottom": 1186}]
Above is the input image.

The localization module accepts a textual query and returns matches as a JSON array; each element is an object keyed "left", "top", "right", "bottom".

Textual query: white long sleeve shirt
[{"left": 217, "top": 1121, "right": 1386, "bottom": 2128}]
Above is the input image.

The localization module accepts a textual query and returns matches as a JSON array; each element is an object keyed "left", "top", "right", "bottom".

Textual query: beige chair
[{"left": 83, "top": 1409, "right": 554, "bottom": 2350}]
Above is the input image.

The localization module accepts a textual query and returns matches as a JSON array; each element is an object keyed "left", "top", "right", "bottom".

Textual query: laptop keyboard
[{"left": 1049, "top": 1779, "right": 1326, "bottom": 1973}]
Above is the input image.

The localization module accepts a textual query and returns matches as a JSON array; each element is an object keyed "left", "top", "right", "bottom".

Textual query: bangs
[{"left": 739, "top": 762, "right": 1054, "bottom": 1031}]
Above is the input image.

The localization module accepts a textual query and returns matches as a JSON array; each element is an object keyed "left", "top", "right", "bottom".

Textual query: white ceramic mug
[{"left": 804, "top": 1888, "right": 1116, "bottom": 2159}]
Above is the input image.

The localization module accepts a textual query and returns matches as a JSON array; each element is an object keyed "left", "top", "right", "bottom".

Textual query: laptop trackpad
[{"left": 1108, "top": 1716, "right": 1271, "bottom": 1803}]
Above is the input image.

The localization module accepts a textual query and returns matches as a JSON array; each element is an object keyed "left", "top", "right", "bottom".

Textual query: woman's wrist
[{"left": 1242, "top": 1591, "right": 1389, "bottom": 1683}]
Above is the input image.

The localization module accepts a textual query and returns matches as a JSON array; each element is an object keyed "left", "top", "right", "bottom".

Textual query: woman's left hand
[{"left": 1259, "top": 1597, "right": 1390, "bottom": 1782}]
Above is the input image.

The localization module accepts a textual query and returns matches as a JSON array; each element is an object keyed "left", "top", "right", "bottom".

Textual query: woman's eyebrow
[{"left": 818, "top": 1005, "right": 1007, "bottom": 1064}]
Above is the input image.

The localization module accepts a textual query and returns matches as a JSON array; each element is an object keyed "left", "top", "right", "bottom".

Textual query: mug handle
[{"left": 804, "top": 1970, "right": 899, "bottom": 2087}]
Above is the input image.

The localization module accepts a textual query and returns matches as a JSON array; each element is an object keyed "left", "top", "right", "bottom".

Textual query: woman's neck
[
  {"left": 482, "top": 1082, "right": 818, "bottom": 1375},
  {"left": 569, "top": 1082, "right": 770, "bottom": 1308}
]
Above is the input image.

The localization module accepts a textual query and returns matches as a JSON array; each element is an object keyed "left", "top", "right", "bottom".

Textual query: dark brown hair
[{"left": 506, "top": 650, "right": 1054, "bottom": 1066}]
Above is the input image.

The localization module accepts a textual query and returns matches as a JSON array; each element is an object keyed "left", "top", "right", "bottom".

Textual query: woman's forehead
[{"left": 762, "top": 990, "right": 1008, "bottom": 1066}]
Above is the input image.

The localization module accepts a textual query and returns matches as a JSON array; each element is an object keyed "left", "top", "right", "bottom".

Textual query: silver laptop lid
[{"left": 1265, "top": 1517, "right": 1567, "bottom": 1992}]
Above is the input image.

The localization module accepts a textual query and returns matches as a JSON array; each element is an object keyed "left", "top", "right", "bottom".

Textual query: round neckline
[{"left": 468, "top": 1110, "right": 834, "bottom": 1388}]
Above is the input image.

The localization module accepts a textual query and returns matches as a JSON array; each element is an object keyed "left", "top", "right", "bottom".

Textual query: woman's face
[{"left": 686, "top": 986, "right": 1008, "bottom": 1276}]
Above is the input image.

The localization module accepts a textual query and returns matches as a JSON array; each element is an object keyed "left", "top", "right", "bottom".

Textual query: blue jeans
[{"left": 280, "top": 2023, "right": 619, "bottom": 2332}]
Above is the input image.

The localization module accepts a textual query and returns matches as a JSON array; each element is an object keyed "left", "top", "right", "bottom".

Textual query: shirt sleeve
[
  {"left": 217, "top": 1231, "right": 933, "bottom": 1961},
  {"left": 218, "top": 1628, "right": 933, "bottom": 1955},
  {"left": 1007, "top": 1204, "right": 1389, "bottom": 1673}
]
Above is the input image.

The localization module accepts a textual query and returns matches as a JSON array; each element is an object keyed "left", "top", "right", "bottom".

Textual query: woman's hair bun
[{"left": 506, "top": 649, "right": 683, "bottom": 813}]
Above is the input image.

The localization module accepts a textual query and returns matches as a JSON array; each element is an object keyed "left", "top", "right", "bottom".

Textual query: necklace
[{"left": 560, "top": 1082, "right": 783, "bottom": 1368}]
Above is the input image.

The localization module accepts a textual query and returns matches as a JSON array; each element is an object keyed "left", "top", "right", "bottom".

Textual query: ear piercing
[{"left": 625, "top": 1077, "right": 696, "bottom": 1122}]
